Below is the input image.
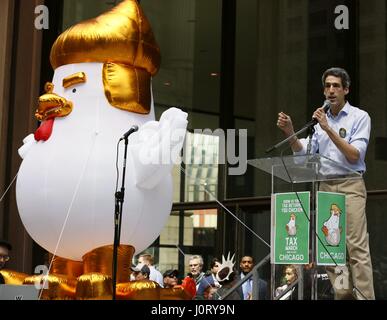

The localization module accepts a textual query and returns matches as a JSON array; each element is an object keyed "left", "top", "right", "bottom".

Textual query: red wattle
[{"left": 34, "top": 118, "right": 55, "bottom": 141}]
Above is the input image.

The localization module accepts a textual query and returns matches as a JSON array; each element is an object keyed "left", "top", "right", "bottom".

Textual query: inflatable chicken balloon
[{"left": 15, "top": 0, "right": 187, "bottom": 297}]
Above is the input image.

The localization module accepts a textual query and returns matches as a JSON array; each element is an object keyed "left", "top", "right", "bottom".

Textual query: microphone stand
[
  {"left": 306, "top": 125, "right": 315, "bottom": 155},
  {"left": 112, "top": 136, "right": 130, "bottom": 300},
  {"left": 265, "top": 118, "right": 318, "bottom": 154}
]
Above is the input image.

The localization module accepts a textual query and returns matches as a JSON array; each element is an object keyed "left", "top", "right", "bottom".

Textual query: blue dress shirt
[
  {"left": 294, "top": 102, "right": 371, "bottom": 173},
  {"left": 241, "top": 273, "right": 252, "bottom": 300}
]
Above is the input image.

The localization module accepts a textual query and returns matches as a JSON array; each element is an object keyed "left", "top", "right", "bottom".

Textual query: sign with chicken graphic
[
  {"left": 316, "top": 192, "right": 346, "bottom": 266},
  {"left": 272, "top": 192, "right": 310, "bottom": 264}
]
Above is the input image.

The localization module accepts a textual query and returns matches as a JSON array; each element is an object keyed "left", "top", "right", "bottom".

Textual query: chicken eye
[{"left": 72, "top": 88, "right": 77, "bottom": 93}]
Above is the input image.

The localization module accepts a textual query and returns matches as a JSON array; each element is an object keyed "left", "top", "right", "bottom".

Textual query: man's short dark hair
[
  {"left": 0, "top": 240, "right": 12, "bottom": 251},
  {"left": 240, "top": 255, "right": 254, "bottom": 264},
  {"left": 322, "top": 67, "right": 351, "bottom": 89}
]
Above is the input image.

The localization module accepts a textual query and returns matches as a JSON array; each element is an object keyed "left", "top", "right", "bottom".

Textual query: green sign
[
  {"left": 316, "top": 192, "right": 346, "bottom": 266},
  {"left": 272, "top": 192, "right": 310, "bottom": 264}
]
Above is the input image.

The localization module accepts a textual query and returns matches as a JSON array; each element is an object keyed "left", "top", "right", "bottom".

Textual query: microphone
[
  {"left": 311, "top": 100, "right": 331, "bottom": 125},
  {"left": 265, "top": 100, "right": 331, "bottom": 154},
  {"left": 119, "top": 125, "right": 139, "bottom": 141},
  {"left": 321, "top": 99, "right": 331, "bottom": 113}
]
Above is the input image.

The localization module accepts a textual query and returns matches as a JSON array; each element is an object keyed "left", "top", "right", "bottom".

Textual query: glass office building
[{"left": 1, "top": 0, "right": 387, "bottom": 299}]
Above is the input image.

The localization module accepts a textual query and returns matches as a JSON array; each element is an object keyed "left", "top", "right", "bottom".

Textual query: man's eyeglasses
[{"left": 0, "top": 255, "right": 10, "bottom": 262}]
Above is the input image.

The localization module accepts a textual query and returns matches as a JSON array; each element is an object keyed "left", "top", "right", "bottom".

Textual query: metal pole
[
  {"left": 271, "top": 165, "right": 275, "bottom": 300},
  {"left": 310, "top": 167, "right": 318, "bottom": 300},
  {"left": 297, "top": 265, "right": 304, "bottom": 300},
  {"left": 252, "top": 268, "right": 260, "bottom": 300}
]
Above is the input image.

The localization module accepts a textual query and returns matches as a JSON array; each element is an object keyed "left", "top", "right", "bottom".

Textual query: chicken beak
[{"left": 35, "top": 82, "right": 73, "bottom": 121}]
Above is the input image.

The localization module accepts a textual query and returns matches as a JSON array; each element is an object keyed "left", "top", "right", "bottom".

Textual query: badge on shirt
[{"left": 339, "top": 128, "right": 347, "bottom": 138}]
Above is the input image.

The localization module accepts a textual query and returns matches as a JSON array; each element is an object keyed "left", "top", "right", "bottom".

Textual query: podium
[{"left": 248, "top": 154, "right": 362, "bottom": 300}]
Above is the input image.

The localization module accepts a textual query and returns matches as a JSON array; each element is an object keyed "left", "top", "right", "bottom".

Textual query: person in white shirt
[
  {"left": 137, "top": 253, "right": 164, "bottom": 287},
  {"left": 277, "top": 67, "right": 374, "bottom": 300}
]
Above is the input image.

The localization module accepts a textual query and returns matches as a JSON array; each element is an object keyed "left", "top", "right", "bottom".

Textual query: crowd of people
[
  {"left": 0, "top": 238, "right": 353, "bottom": 300},
  {"left": 1, "top": 240, "right": 271, "bottom": 300},
  {"left": 129, "top": 253, "right": 270, "bottom": 300},
  {"left": 129, "top": 254, "right": 304, "bottom": 300}
]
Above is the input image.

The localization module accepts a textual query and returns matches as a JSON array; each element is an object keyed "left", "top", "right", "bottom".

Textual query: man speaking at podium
[{"left": 276, "top": 67, "right": 374, "bottom": 300}]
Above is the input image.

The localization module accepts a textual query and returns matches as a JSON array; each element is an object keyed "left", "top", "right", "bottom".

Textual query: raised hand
[
  {"left": 277, "top": 112, "right": 295, "bottom": 136},
  {"left": 312, "top": 107, "right": 329, "bottom": 131}
]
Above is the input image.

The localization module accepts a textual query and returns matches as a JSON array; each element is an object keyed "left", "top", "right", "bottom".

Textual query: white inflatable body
[{"left": 16, "top": 62, "right": 187, "bottom": 261}]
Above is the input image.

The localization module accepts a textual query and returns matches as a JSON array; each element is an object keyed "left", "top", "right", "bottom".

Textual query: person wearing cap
[
  {"left": 163, "top": 269, "right": 179, "bottom": 288},
  {"left": 130, "top": 264, "right": 151, "bottom": 281},
  {"left": 0, "top": 240, "right": 12, "bottom": 284}
]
